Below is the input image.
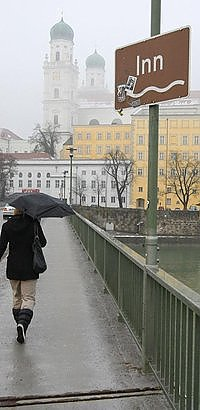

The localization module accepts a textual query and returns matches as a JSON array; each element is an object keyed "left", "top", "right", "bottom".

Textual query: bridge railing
[{"left": 70, "top": 212, "right": 200, "bottom": 410}]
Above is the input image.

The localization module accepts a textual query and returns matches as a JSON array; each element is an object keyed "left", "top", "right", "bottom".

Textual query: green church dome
[
  {"left": 86, "top": 49, "right": 105, "bottom": 69},
  {"left": 50, "top": 18, "right": 74, "bottom": 41}
]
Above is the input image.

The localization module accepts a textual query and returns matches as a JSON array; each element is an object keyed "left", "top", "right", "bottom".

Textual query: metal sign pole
[{"left": 145, "top": 0, "right": 161, "bottom": 266}]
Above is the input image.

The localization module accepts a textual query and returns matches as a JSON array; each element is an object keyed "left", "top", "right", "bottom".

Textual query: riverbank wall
[{"left": 73, "top": 206, "right": 200, "bottom": 237}]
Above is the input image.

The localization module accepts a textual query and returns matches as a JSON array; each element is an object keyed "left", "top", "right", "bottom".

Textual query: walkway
[{"left": 0, "top": 217, "right": 170, "bottom": 409}]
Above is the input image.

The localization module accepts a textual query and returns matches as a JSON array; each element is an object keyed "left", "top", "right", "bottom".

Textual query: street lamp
[
  {"left": 66, "top": 147, "right": 77, "bottom": 205},
  {"left": 63, "top": 170, "right": 68, "bottom": 202}
]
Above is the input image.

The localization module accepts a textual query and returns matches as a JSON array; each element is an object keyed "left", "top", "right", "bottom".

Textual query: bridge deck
[{"left": 0, "top": 218, "right": 170, "bottom": 409}]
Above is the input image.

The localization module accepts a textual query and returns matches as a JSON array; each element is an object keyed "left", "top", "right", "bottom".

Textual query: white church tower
[{"left": 43, "top": 17, "right": 79, "bottom": 135}]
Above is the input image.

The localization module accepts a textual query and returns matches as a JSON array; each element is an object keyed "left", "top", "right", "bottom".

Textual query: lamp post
[
  {"left": 66, "top": 147, "right": 77, "bottom": 205},
  {"left": 63, "top": 170, "right": 68, "bottom": 202}
]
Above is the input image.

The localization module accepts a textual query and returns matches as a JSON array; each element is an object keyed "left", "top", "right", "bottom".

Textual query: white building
[
  {"left": 0, "top": 128, "right": 31, "bottom": 153},
  {"left": 8, "top": 157, "right": 130, "bottom": 208}
]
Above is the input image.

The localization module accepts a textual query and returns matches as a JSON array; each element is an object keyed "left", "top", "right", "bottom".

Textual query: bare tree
[
  {"left": 31, "top": 123, "right": 60, "bottom": 158},
  {"left": 92, "top": 174, "right": 105, "bottom": 207},
  {"left": 0, "top": 154, "right": 17, "bottom": 200},
  {"left": 73, "top": 176, "right": 87, "bottom": 205},
  {"left": 104, "top": 149, "right": 134, "bottom": 208},
  {"left": 167, "top": 154, "right": 200, "bottom": 210}
]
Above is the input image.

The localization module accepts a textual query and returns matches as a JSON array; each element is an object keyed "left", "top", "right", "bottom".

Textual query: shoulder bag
[{"left": 32, "top": 222, "right": 47, "bottom": 274}]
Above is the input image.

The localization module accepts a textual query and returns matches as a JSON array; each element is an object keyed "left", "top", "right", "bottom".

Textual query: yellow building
[
  {"left": 60, "top": 95, "right": 200, "bottom": 210},
  {"left": 60, "top": 122, "right": 133, "bottom": 160},
  {"left": 131, "top": 104, "right": 200, "bottom": 210}
]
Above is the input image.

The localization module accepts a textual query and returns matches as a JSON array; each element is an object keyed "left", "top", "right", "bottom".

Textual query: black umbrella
[{"left": 7, "top": 192, "right": 74, "bottom": 219}]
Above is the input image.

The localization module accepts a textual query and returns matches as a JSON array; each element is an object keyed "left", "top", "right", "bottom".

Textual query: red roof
[{"left": 0, "top": 152, "right": 52, "bottom": 160}]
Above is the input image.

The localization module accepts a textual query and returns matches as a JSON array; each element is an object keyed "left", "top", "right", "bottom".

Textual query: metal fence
[{"left": 70, "top": 212, "right": 200, "bottom": 410}]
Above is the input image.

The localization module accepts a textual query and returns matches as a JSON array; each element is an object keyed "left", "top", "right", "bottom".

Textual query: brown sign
[{"left": 115, "top": 27, "right": 190, "bottom": 109}]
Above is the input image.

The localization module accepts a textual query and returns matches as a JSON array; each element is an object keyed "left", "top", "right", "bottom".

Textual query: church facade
[{"left": 42, "top": 17, "right": 132, "bottom": 148}]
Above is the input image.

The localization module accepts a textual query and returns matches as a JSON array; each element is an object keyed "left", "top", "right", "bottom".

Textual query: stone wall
[{"left": 73, "top": 206, "right": 200, "bottom": 237}]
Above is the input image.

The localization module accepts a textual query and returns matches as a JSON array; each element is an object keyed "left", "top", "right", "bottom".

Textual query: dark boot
[
  {"left": 17, "top": 309, "right": 33, "bottom": 344},
  {"left": 12, "top": 308, "right": 20, "bottom": 324}
]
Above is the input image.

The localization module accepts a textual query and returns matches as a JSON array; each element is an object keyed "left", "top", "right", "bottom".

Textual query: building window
[
  {"left": 82, "top": 170, "right": 86, "bottom": 175},
  {"left": 115, "top": 133, "right": 120, "bottom": 140},
  {"left": 77, "top": 147, "right": 83, "bottom": 154},
  {"left": 167, "top": 186, "right": 171, "bottom": 193},
  {"left": 85, "top": 145, "right": 91, "bottom": 154},
  {"left": 91, "top": 78, "right": 95, "bottom": 86},
  {"left": 182, "top": 152, "right": 189, "bottom": 160},
  {"left": 106, "top": 145, "right": 111, "bottom": 153},
  {"left": 101, "top": 196, "right": 106, "bottom": 203},
  {"left": 82, "top": 195, "right": 86, "bottom": 203},
  {"left": 91, "top": 196, "right": 96, "bottom": 203},
  {"left": 97, "top": 133, "right": 102, "bottom": 140},
  {"left": 160, "top": 135, "right": 165, "bottom": 145},
  {"left": 53, "top": 71, "right": 60, "bottom": 80},
  {"left": 37, "top": 180, "right": 41, "bottom": 188},
  {"left": 9, "top": 180, "right": 14, "bottom": 188},
  {"left": 91, "top": 170, "right": 96, "bottom": 175},
  {"left": 106, "top": 133, "right": 111, "bottom": 140},
  {"left": 101, "top": 170, "right": 106, "bottom": 175},
  {"left": 124, "top": 145, "right": 129, "bottom": 154},
  {"left": 81, "top": 180, "right": 86, "bottom": 188},
  {"left": 18, "top": 180, "right": 23, "bottom": 188},
  {"left": 193, "top": 136, "right": 199, "bottom": 145},
  {"left": 138, "top": 152, "right": 144, "bottom": 160},
  {"left": 54, "top": 115, "right": 59, "bottom": 125},
  {"left": 101, "top": 180, "right": 106, "bottom": 189},
  {"left": 56, "top": 51, "right": 60, "bottom": 61},
  {"left": 46, "top": 173, "right": 50, "bottom": 178},
  {"left": 159, "top": 168, "right": 164, "bottom": 176},
  {"left": 91, "top": 180, "right": 96, "bottom": 189},
  {"left": 193, "top": 152, "right": 199, "bottom": 160},
  {"left": 28, "top": 172, "right": 32, "bottom": 178},
  {"left": 54, "top": 88, "right": 59, "bottom": 98},
  {"left": 138, "top": 187, "right": 143, "bottom": 192},
  {"left": 111, "top": 196, "right": 115, "bottom": 203},
  {"left": 122, "top": 197, "right": 125, "bottom": 203},
  {"left": 19, "top": 172, "right": 23, "bottom": 178},
  {"left": 55, "top": 180, "right": 60, "bottom": 188},
  {"left": 137, "top": 168, "right": 144, "bottom": 176},
  {"left": 86, "top": 133, "right": 91, "bottom": 140},
  {"left": 96, "top": 146, "right": 102, "bottom": 154},
  {"left": 159, "top": 152, "right": 165, "bottom": 160},
  {"left": 46, "top": 180, "right": 50, "bottom": 188},
  {"left": 111, "top": 181, "right": 116, "bottom": 188},
  {"left": 182, "top": 135, "right": 188, "bottom": 145},
  {"left": 166, "top": 198, "right": 171, "bottom": 205},
  {"left": 138, "top": 135, "right": 144, "bottom": 145},
  {"left": 77, "top": 133, "right": 82, "bottom": 140},
  {"left": 28, "top": 180, "right": 32, "bottom": 188},
  {"left": 124, "top": 132, "right": 130, "bottom": 139},
  {"left": 37, "top": 172, "right": 41, "bottom": 178}
]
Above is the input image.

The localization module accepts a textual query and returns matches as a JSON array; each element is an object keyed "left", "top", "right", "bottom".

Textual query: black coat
[{"left": 0, "top": 215, "right": 47, "bottom": 280}]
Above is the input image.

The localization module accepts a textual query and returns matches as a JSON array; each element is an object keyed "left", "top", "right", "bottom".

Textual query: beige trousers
[{"left": 10, "top": 280, "right": 37, "bottom": 311}]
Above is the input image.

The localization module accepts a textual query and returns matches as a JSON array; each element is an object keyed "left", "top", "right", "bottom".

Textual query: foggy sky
[{"left": 0, "top": 0, "right": 200, "bottom": 139}]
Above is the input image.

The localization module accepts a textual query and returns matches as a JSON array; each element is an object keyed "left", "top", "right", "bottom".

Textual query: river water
[{"left": 119, "top": 238, "right": 200, "bottom": 294}]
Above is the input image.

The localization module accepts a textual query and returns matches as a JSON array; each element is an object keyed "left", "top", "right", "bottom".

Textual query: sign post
[{"left": 115, "top": 7, "right": 190, "bottom": 267}]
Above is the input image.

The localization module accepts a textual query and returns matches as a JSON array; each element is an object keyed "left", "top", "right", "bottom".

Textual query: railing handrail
[{"left": 73, "top": 211, "right": 200, "bottom": 314}]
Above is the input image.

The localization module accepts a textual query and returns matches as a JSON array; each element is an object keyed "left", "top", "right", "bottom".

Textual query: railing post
[{"left": 117, "top": 251, "right": 124, "bottom": 322}]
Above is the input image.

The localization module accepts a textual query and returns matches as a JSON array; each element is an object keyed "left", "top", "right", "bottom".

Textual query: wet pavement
[{"left": 0, "top": 216, "right": 171, "bottom": 409}]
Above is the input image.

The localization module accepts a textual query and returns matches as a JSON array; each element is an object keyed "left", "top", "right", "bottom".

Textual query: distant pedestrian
[{"left": 0, "top": 208, "right": 47, "bottom": 343}]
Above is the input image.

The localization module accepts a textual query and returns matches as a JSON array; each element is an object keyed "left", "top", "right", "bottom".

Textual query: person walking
[{"left": 0, "top": 208, "right": 47, "bottom": 344}]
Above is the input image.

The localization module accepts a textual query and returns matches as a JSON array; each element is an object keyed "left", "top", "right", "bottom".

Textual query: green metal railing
[{"left": 70, "top": 212, "right": 200, "bottom": 410}]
